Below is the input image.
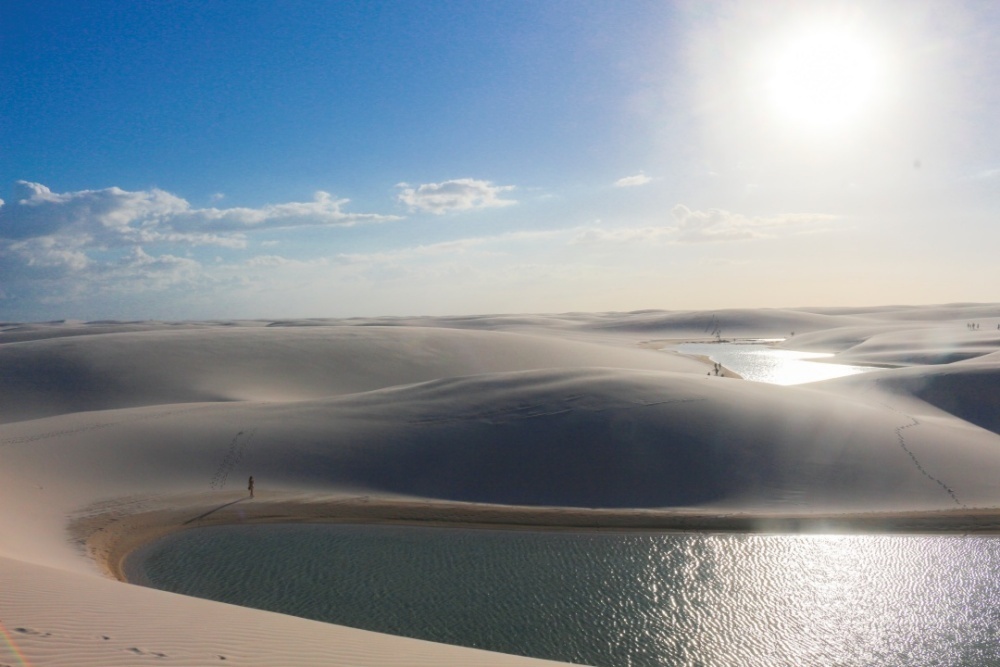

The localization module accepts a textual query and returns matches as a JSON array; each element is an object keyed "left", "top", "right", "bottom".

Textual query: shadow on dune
[
  {"left": 184, "top": 498, "right": 248, "bottom": 524},
  {"left": 883, "top": 367, "right": 1000, "bottom": 436},
  {"left": 0, "top": 349, "right": 226, "bottom": 423},
  {"left": 342, "top": 411, "right": 735, "bottom": 508}
]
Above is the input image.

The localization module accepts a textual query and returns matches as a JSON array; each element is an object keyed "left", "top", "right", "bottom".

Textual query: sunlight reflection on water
[
  {"left": 130, "top": 525, "right": 1000, "bottom": 667},
  {"left": 674, "top": 340, "right": 877, "bottom": 384}
]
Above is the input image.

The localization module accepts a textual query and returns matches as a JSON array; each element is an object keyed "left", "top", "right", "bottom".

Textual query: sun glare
[{"left": 765, "top": 24, "right": 884, "bottom": 133}]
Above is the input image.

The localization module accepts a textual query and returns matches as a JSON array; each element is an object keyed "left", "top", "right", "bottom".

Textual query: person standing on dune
[{"left": 248, "top": 476, "right": 254, "bottom": 498}]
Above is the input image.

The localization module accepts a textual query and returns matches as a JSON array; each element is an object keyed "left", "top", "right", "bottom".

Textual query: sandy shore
[
  {"left": 638, "top": 337, "right": 746, "bottom": 378},
  {"left": 102, "top": 494, "right": 1000, "bottom": 586}
]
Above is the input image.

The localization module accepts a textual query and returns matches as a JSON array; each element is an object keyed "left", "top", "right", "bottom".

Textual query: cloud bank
[
  {"left": 0, "top": 178, "right": 845, "bottom": 320},
  {"left": 0, "top": 181, "right": 398, "bottom": 308},
  {"left": 0, "top": 181, "right": 396, "bottom": 243}
]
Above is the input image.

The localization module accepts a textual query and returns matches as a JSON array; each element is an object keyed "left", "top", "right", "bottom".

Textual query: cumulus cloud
[
  {"left": 613, "top": 173, "right": 653, "bottom": 188},
  {"left": 0, "top": 181, "right": 400, "bottom": 308},
  {"left": 109, "top": 247, "right": 202, "bottom": 288},
  {"left": 0, "top": 181, "right": 398, "bottom": 245},
  {"left": 396, "top": 178, "right": 516, "bottom": 214}
]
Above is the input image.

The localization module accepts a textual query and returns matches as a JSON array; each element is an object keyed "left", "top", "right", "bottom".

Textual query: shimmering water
[
  {"left": 128, "top": 524, "right": 1000, "bottom": 666},
  {"left": 675, "top": 340, "right": 877, "bottom": 385}
]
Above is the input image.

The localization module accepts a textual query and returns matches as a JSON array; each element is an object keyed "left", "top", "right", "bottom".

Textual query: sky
[{"left": 2, "top": 0, "right": 1000, "bottom": 321}]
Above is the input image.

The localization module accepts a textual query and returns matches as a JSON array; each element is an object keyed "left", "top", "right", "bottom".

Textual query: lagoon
[
  {"left": 128, "top": 524, "right": 1000, "bottom": 667},
  {"left": 674, "top": 340, "right": 878, "bottom": 385}
]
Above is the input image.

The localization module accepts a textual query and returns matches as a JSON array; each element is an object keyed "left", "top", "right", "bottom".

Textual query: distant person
[{"left": 248, "top": 476, "right": 255, "bottom": 498}]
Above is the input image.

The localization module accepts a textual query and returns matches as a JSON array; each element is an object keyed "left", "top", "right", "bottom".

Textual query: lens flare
[{"left": 0, "top": 621, "right": 34, "bottom": 667}]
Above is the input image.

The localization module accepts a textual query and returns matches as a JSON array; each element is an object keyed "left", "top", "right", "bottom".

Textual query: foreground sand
[{"left": 2, "top": 304, "right": 1000, "bottom": 666}]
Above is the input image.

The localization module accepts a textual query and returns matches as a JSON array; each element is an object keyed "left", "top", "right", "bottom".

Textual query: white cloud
[
  {"left": 170, "top": 191, "right": 399, "bottom": 232},
  {"left": 670, "top": 205, "right": 839, "bottom": 243},
  {"left": 0, "top": 181, "right": 398, "bottom": 246},
  {"left": 0, "top": 181, "right": 401, "bottom": 308},
  {"left": 570, "top": 205, "right": 840, "bottom": 246},
  {"left": 113, "top": 247, "right": 201, "bottom": 281},
  {"left": 613, "top": 173, "right": 653, "bottom": 188},
  {"left": 245, "top": 255, "right": 329, "bottom": 268},
  {"left": 571, "top": 226, "right": 672, "bottom": 244},
  {"left": 7, "top": 236, "right": 92, "bottom": 271},
  {"left": 970, "top": 167, "right": 1000, "bottom": 180},
  {"left": 396, "top": 178, "right": 516, "bottom": 214}
]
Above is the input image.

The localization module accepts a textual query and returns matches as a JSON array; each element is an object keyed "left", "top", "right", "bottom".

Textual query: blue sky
[{"left": 2, "top": 1, "right": 999, "bottom": 321}]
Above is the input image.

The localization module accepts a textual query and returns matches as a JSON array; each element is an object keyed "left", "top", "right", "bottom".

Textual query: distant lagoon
[
  {"left": 129, "top": 525, "right": 1000, "bottom": 667},
  {"left": 673, "top": 339, "right": 878, "bottom": 385}
]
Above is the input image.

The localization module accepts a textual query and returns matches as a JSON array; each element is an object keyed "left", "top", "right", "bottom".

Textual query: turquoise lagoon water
[
  {"left": 128, "top": 524, "right": 1000, "bottom": 666},
  {"left": 674, "top": 340, "right": 877, "bottom": 385}
]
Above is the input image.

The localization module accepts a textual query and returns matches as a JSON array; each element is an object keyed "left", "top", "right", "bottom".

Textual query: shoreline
[
  {"left": 638, "top": 338, "right": 745, "bottom": 379},
  {"left": 95, "top": 494, "right": 1000, "bottom": 585}
]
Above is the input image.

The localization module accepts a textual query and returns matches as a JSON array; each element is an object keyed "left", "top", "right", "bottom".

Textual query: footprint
[
  {"left": 127, "top": 647, "right": 168, "bottom": 658},
  {"left": 14, "top": 627, "right": 52, "bottom": 637}
]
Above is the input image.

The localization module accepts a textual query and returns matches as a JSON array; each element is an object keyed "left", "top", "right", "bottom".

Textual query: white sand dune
[
  {"left": 2, "top": 304, "right": 1000, "bottom": 666},
  {"left": 0, "top": 325, "right": 705, "bottom": 423}
]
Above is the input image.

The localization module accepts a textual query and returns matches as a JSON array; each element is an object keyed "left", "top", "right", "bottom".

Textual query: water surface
[
  {"left": 128, "top": 524, "right": 1000, "bottom": 667},
  {"left": 675, "top": 340, "right": 877, "bottom": 384}
]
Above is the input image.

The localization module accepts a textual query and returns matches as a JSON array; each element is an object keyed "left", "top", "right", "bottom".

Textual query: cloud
[
  {"left": 4, "top": 236, "right": 92, "bottom": 272},
  {"left": 169, "top": 191, "right": 399, "bottom": 233},
  {"left": 396, "top": 178, "right": 516, "bottom": 214},
  {"left": 0, "top": 180, "right": 398, "bottom": 271},
  {"left": 613, "top": 173, "right": 653, "bottom": 188},
  {"left": 0, "top": 181, "right": 398, "bottom": 245},
  {"left": 0, "top": 181, "right": 401, "bottom": 308},
  {"left": 245, "top": 254, "right": 329, "bottom": 268},
  {"left": 670, "top": 205, "right": 839, "bottom": 243},
  {"left": 571, "top": 226, "right": 672, "bottom": 244},
  {"left": 971, "top": 167, "right": 1000, "bottom": 180},
  {"left": 107, "top": 247, "right": 202, "bottom": 290},
  {"left": 571, "top": 205, "right": 840, "bottom": 246}
]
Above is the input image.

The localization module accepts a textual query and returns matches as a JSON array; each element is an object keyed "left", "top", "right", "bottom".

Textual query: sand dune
[
  {"left": 822, "top": 362, "right": 1000, "bottom": 436},
  {"left": 0, "top": 325, "right": 704, "bottom": 423},
  {"left": 2, "top": 303, "right": 1000, "bottom": 666}
]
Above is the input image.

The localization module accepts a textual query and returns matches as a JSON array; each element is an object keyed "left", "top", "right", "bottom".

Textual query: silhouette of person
[{"left": 248, "top": 476, "right": 254, "bottom": 498}]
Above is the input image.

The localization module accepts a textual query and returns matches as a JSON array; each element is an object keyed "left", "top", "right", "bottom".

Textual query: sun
[{"left": 765, "top": 24, "right": 884, "bottom": 132}]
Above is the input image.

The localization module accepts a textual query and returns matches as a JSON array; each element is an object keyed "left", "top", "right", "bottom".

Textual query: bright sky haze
[{"left": 2, "top": 0, "right": 999, "bottom": 321}]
